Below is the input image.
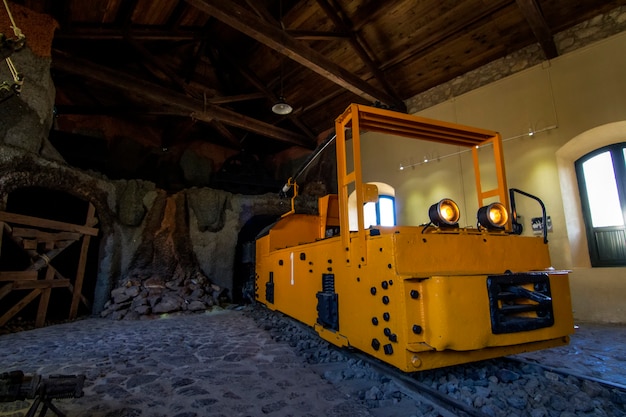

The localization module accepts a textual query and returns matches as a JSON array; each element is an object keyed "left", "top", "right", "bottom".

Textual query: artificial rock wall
[{"left": 0, "top": 4, "right": 295, "bottom": 319}]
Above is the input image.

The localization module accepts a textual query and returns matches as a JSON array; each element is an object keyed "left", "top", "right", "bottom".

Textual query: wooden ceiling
[{"left": 12, "top": 0, "right": 625, "bottom": 158}]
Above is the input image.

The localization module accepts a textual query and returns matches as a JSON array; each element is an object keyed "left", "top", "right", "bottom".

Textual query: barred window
[{"left": 575, "top": 143, "right": 626, "bottom": 266}]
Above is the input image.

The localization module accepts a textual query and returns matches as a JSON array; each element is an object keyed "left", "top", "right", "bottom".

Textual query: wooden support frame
[{"left": 0, "top": 204, "right": 98, "bottom": 328}]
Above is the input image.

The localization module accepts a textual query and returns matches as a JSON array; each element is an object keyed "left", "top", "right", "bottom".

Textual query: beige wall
[{"left": 364, "top": 32, "right": 626, "bottom": 323}]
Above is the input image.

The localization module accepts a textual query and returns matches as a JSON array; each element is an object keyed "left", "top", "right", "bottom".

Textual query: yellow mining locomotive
[{"left": 255, "top": 104, "right": 573, "bottom": 372}]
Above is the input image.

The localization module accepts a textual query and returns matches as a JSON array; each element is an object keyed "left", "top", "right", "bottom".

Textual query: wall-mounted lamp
[{"left": 398, "top": 152, "right": 439, "bottom": 171}]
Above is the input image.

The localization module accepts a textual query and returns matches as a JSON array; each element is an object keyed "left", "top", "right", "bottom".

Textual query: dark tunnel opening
[{"left": 232, "top": 214, "right": 279, "bottom": 304}]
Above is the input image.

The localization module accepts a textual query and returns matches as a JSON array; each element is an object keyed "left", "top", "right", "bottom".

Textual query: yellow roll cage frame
[{"left": 334, "top": 104, "right": 510, "bottom": 264}]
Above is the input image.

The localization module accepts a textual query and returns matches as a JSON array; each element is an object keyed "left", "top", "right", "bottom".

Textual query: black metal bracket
[{"left": 509, "top": 188, "right": 548, "bottom": 243}]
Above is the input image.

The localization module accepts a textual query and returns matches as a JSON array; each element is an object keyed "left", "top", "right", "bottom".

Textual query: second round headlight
[{"left": 477, "top": 202, "right": 509, "bottom": 229}]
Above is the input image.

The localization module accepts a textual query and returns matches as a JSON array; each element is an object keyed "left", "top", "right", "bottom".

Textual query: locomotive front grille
[{"left": 487, "top": 273, "right": 554, "bottom": 334}]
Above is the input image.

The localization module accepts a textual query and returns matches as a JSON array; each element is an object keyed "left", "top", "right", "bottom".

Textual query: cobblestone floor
[
  {"left": 0, "top": 308, "right": 371, "bottom": 417},
  {"left": 0, "top": 309, "right": 624, "bottom": 417}
]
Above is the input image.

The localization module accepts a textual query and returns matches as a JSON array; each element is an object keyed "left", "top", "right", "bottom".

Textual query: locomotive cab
[{"left": 255, "top": 104, "right": 574, "bottom": 372}]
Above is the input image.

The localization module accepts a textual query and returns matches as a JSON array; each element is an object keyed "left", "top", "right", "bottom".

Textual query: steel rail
[
  {"left": 351, "top": 351, "right": 492, "bottom": 417},
  {"left": 505, "top": 357, "right": 626, "bottom": 392}
]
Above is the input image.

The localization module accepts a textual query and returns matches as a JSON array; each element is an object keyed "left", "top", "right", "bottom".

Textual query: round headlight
[
  {"left": 428, "top": 198, "right": 460, "bottom": 227},
  {"left": 477, "top": 202, "right": 509, "bottom": 229}
]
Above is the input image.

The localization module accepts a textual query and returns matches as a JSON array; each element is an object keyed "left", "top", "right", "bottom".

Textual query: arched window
[
  {"left": 575, "top": 143, "right": 626, "bottom": 266},
  {"left": 348, "top": 182, "right": 396, "bottom": 230},
  {"left": 364, "top": 195, "right": 396, "bottom": 228}
]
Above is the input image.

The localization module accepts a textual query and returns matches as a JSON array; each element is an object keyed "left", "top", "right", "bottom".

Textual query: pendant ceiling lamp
[
  {"left": 272, "top": 96, "right": 292, "bottom": 115},
  {"left": 272, "top": 0, "right": 292, "bottom": 115}
]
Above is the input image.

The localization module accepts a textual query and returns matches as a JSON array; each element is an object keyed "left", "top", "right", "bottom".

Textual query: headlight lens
[
  {"left": 477, "top": 202, "right": 509, "bottom": 229},
  {"left": 428, "top": 198, "right": 460, "bottom": 226}
]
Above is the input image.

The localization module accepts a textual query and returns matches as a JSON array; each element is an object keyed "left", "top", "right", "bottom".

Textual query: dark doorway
[{"left": 232, "top": 215, "right": 279, "bottom": 304}]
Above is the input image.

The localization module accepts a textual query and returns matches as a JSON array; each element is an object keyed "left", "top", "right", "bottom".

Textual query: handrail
[{"left": 509, "top": 188, "right": 548, "bottom": 243}]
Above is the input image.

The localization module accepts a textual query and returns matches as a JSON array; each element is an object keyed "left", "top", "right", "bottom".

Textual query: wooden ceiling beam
[
  {"left": 243, "top": 0, "right": 275, "bottom": 24},
  {"left": 52, "top": 53, "right": 313, "bottom": 149},
  {"left": 208, "top": 120, "right": 243, "bottom": 148},
  {"left": 126, "top": 36, "right": 198, "bottom": 97},
  {"left": 54, "top": 105, "right": 190, "bottom": 116},
  {"left": 207, "top": 92, "right": 266, "bottom": 104},
  {"left": 350, "top": 0, "right": 404, "bottom": 31},
  {"left": 115, "top": 0, "right": 139, "bottom": 27},
  {"left": 315, "top": 0, "right": 402, "bottom": 107},
  {"left": 286, "top": 30, "right": 350, "bottom": 40},
  {"left": 515, "top": 0, "right": 558, "bottom": 59},
  {"left": 184, "top": 0, "right": 406, "bottom": 111},
  {"left": 216, "top": 47, "right": 317, "bottom": 140},
  {"left": 166, "top": 0, "right": 190, "bottom": 30},
  {"left": 54, "top": 28, "right": 198, "bottom": 41}
]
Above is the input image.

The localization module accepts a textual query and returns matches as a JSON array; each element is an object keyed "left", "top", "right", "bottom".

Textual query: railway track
[
  {"left": 248, "top": 306, "right": 626, "bottom": 417},
  {"left": 356, "top": 351, "right": 626, "bottom": 417},
  {"left": 352, "top": 351, "right": 493, "bottom": 417},
  {"left": 505, "top": 356, "right": 626, "bottom": 392}
]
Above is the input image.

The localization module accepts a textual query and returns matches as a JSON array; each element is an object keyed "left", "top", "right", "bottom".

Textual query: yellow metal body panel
[
  {"left": 393, "top": 229, "right": 552, "bottom": 275},
  {"left": 419, "top": 274, "right": 572, "bottom": 351},
  {"left": 266, "top": 214, "right": 321, "bottom": 250},
  {"left": 255, "top": 104, "right": 574, "bottom": 372},
  {"left": 256, "top": 225, "right": 574, "bottom": 372}
]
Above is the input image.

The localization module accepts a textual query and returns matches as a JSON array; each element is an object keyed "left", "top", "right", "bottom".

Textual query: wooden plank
[
  {"left": 0, "top": 212, "right": 99, "bottom": 236},
  {"left": 0, "top": 283, "right": 13, "bottom": 301},
  {"left": 315, "top": 0, "right": 401, "bottom": 103},
  {"left": 23, "top": 239, "right": 38, "bottom": 250},
  {"left": 12, "top": 279, "right": 70, "bottom": 290},
  {"left": 0, "top": 289, "right": 41, "bottom": 327},
  {"left": 12, "top": 227, "right": 81, "bottom": 242},
  {"left": 516, "top": 0, "right": 558, "bottom": 59},
  {"left": 185, "top": 0, "right": 406, "bottom": 111},
  {"left": 67, "top": 281, "right": 92, "bottom": 311},
  {"left": 0, "top": 271, "right": 38, "bottom": 281},
  {"left": 46, "top": 265, "right": 92, "bottom": 311},
  {"left": 36, "top": 265, "right": 56, "bottom": 327},
  {"left": 51, "top": 54, "right": 313, "bottom": 148},
  {"left": 26, "top": 243, "right": 75, "bottom": 272},
  {"left": 70, "top": 203, "right": 96, "bottom": 319}
]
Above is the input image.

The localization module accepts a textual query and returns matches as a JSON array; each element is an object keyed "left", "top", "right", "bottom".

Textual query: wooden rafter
[
  {"left": 54, "top": 28, "right": 198, "bottom": 41},
  {"left": 52, "top": 53, "right": 314, "bottom": 148},
  {"left": 515, "top": 0, "right": 559, "bottom": 59},
  {"left": 286, "top": 30, "right": 350, "bottom": 40},
  {"left": 315, "top": 0, "right": 401, "bottom": 106},
  {"left": 185, "top": 0, "right": 406, "bottom": 110},
  {"left": 126, "top": 37, "right": 197, "bottom": 96},
  {"left": 215, "top": 45, "right": 317, "bottom": 140},
  {"left": 115, "top": 0, "right": 140, "bottom": 28}
]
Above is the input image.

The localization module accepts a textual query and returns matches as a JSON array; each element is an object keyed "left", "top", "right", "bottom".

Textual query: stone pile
[{"left": 100, "top": 275, "right": 222, "bottom": 320}]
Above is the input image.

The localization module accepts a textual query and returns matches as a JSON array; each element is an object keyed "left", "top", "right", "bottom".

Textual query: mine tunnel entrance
[
  {"left": 0, "top": 187, "right": 101, "bottom": 328},
  {"left": 232, "top": 215, "right": 279, "bottom": 304}
]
